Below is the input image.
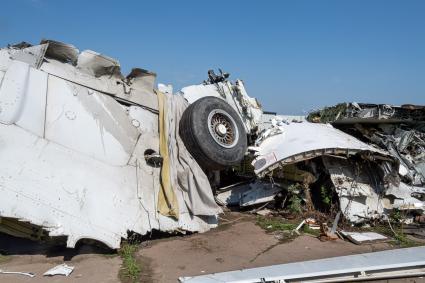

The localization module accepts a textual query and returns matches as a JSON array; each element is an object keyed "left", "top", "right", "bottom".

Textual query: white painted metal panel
[
  {"left": 253, "top": 122, "right": 386, "bottom": 175},
  {"left": 0, "top": 49, "right": 12, "bottom": 71},
  {"left": 0, "top": 61, "right": 30, "bottom": 124},
  {"left": 15, "top": 68, "right": 48, "bottom": 137},
  {"left": 0, "top": 124, "right": 140, "bottom": 248},
  {"left": 41, "top": 60, "right": 159, "bottom": 111},
  {"left": 0, "top": 71, "right": 4, "bottom": 85},
  {"left": 0, "top": 122, "right": 217, "bottom": 248},
  {"left": 45, "top": 76, "right": 139, "bottom": 166},
  {"left": 180, "top": 84, "right": 221, "bottom": 103},
  {"left": 9, "top": 44, "right": 48, "bottom": 69}
]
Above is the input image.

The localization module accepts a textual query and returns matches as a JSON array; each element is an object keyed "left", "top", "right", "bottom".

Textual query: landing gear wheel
[{"left": 180, "top": 96, "right": 247, "bottom": 170}]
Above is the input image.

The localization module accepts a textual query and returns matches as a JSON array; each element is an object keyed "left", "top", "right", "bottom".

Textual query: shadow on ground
[{"left": 0, "top": 233, "right": 114, "bottom": 260}]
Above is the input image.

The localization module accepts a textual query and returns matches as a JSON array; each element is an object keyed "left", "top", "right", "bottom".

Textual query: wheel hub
[
  {"left": 216, "top": 124, "right": 227, "bottom": 136},
  {"left": 207, "top": 109, "right": 239, "bottom": 148}
]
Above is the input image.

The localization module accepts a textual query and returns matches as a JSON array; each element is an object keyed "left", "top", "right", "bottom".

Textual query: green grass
[
  {"left": 119, "top": 243, "right": 141, "bottom": 283},
  {"left": 392, "top": 233, "right": 418, "bottom": 248},
  {"left": 302, "top": 225, "right": 321, "bottom": 237},
  {"left": 256, "top": 217, "right": 297, "bottom": 232},
  {"left": 288, "top": 195, "right": 302, "bottom": 214},
  {"left": 256, "top": 216, "right": 321, "bottom": 242},
  {"left": 366, "top": 224, "right": 421, "bottom": 248},
  {"left": 320, "top": 186, "right": 332, "bottom": 207}
]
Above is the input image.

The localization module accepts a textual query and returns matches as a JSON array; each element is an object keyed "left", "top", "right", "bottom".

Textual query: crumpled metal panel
[
  {"left": 0, "top": 105, "right": 216, "bottom": 249},
  {"left": 9, "top": 44, "right": 48, "bottom": 69},
  {"left": 386, "top": 182, "right": 425, "bottom": 211},
  {"left": 323, "top": 156, "right": 425, "bottom": 223},
  {"left": 77, "top": 50, "right": 121, "bottom": 77},
  {"left": 307, "top": 102, "right": 425, "bottom": 124},
  {"left": 307, "top": 102, "right": 425, "bottom": 186},
  {"left": 0, "top": 41, "right": 159, "bottom": 112},
  {"left": 252, "top": 122, "right": 387, "bottom": 176},
  {"left": 41, "top": 39, "right": 79, "bottom": 65},
  {"left": 215, "top": 181, "right": 282, "bottom": 207},
  {"left": 0, "top": 41, "right": 219, "bottom": 248},
  {"left": 0, "top": 124, "right": 141, "bottom": 248},
  {"left": 0, "top": 44, "right": 48, "bottom": 71},
  {"left": 322, "top": 156, "right": 386, "bottom": 223}
]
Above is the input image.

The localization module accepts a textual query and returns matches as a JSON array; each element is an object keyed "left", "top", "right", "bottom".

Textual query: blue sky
[{"left": 1, "top": 0, "right": 424, "bottom": 114}]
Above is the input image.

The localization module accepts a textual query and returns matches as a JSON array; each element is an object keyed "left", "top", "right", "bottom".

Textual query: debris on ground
[
  {"left": 254, "top": 208, "right": 273, "bottom": 216},
  {"left": 293, "top": 219, "right": 306, "bottom": 234},
  {"left": 319, "top": 223, "right": 339, "bottom": 241},
  {"left": 43, "top": 263, "right": 74, "bottom": 277},
  {"left": 0, "top": 39, "right": 424, "bottom": 253},
  {"left": 340, "top": 231, "right": 388, "bottom": 245},
  {"left": 179, "top": 246, "right": 425, "bottom": 283},
  {"left": 0, "top": 269, "right": 35, "bottom": 278}
]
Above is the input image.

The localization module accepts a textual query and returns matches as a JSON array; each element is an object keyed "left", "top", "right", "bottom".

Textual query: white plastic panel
[
  {"left": 45, "top": 76, "right": 139, "bottom": 166},
  {"left": 0, "top": 60, "right": 30, "bottom": 124}
]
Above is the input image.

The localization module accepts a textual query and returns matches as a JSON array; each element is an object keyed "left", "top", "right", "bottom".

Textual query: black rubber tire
[{"left": 179, "top": 96, "right": 247, "bottom": 170}]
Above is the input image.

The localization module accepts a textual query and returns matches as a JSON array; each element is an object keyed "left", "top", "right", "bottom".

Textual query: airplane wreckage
[{"left": 0, "top": 40, "right": 424, "bottom": 249}]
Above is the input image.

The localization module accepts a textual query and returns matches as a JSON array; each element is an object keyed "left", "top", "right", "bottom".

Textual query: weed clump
[{"left": 119, "top": 243, "right": 141, "bottom": 283}]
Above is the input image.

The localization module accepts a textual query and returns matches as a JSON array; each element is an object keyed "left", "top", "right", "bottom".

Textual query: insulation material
[
  {"left": 160, "top": 92, "right": 222, "bottom": 216},
  {"left": 157, "top": 90, "right": 179, "bottom": 218}
]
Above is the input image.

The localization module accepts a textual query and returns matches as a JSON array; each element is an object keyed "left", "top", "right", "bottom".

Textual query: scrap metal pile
[
  {"left": 0, "top": 39, "right": 424, "bottom": 249},
  {"left": 217, "top": 102, "right": 425, "bottom": 228}
]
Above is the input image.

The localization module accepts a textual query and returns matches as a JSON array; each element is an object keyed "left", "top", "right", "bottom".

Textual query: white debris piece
[
  {"left": 43, "top": 263, "right": 74, "bottom": 277},
  {"left": 0, "top": 269, "right": 35, "bottom": 278},
  {"left": 215, "top": 181, "right": 282, "bottom": 207},
  {"left": 255, "top": 208, "right": 273, "bottom": 216},
  {"left": 240, "top": 182, "right": 283, "bottom": 207},
  {"left": 341, "top": 231, "right": 388, "bottom": 245}
]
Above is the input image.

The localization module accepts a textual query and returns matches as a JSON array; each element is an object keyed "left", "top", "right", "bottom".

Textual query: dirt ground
[
  {"left": 139, "top": 213, "right": 391, "bottom": 283},
  {"left": 0, "top": 212, "right": 424, "bottom": 283}
]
